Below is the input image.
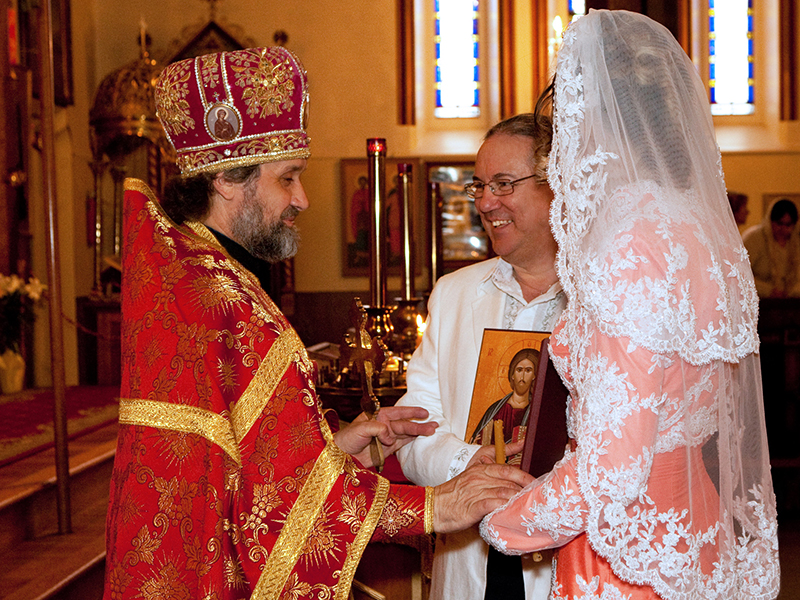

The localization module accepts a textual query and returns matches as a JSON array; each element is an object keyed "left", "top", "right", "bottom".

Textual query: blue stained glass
[
  {"left": 709, "top": 0, "right": 754, "bottom": 115},
  {"left": 435, "top": 0, "right": 480, "bottom": 118}
]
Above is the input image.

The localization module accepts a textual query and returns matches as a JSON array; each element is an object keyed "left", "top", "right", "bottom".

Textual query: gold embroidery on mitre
[
  {"left": 231, "top": 328, "right": 304, "bottom": 442},
  {"left": 119, "top": 398, "right": 241, "bottom": 465},
  {"left": 252, "top": 441, "right": 347, "bottom": 600},
  {"left": 178, "top": 137, "right": 310, "bottom": 176},
  {"left": 154, "top": 61, "right": 195, "bottom": 137},
  {"left": 199, "top": 53, "right": 221, "bottom": 91},
  {"left": 334, "top": 477, "right": 389, "bottom": 600},
  {"left": 230, "top": 50, "right": 295, "bottom": 119}
]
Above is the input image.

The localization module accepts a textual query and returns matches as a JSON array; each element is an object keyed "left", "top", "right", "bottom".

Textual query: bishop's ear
[{"left": 212, "top": 172, "right": 238, "bottom": 202}]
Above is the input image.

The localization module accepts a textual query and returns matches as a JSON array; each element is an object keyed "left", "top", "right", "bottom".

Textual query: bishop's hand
[
  {"left": 333, "top": 406, "right": 438, "bottom": 468},
  {"left": 432, "top": 462, "right": 534, "bottom": 533}
]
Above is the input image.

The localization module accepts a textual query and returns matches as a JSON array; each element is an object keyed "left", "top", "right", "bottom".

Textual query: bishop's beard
[{"left": 231, "top": 188, "right": 301, "bottom": 263}]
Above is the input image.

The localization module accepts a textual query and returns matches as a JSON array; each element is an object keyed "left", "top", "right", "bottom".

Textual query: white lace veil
[{"left": 548, "top": 9, "right": 779, "bottom": 598}]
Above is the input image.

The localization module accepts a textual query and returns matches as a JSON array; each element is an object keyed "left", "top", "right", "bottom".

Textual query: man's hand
[
  {"left": 432, "top": 463, "right": 534, "bottom": 533},
  {"left": 466, "top": 439, "right": 526, "bottom": 467},
  {"left": 334, "top": 406, "right": 438, "bottom": 468}
]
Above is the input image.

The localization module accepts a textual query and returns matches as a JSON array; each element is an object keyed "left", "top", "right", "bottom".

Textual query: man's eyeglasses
[{"left": 463, "top": 174, "right": 537, "bottom": 200}]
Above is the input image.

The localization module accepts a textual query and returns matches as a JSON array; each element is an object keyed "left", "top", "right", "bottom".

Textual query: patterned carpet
[{"left": 0, "top": 385, "right": 119, "bottom": 466}]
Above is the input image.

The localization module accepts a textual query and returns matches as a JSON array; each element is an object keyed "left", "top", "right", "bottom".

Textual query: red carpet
[{"left": 0, "top": 385, "right": 119, "bottom": 466}]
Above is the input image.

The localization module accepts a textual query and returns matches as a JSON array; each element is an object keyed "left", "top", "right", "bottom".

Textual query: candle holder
[
  {"left": 367, "top": 138, "right": 387, "bottom": 308},
  {"left": 364, "top": 304, "right": 395, "bottom": 344},
  {"left": 391, "top": 298, "right": 424, "bottom": 360}
]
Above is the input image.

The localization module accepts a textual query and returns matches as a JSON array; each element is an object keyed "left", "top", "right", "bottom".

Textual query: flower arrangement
[{"left": 0, "top": 274, "right": 46, "bottom": 355}]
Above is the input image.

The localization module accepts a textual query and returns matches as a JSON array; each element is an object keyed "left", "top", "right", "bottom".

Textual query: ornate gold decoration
[
  {"left": 90, "top": 46, "right": 166, "bottom": 161},
  {"left": 335, "top": 478, "right": 389, "bottom": 600},
  {"left": 118, "top": 397, "right": 241, "bottom": 465},
  {"left": 230, "top": 52, "right": 296, "bottom": 119},
  {"left": 231, "top": 328, "right": 306, "bottom": 442},
  {"left": 252, "top": 441, "right": 346, "bottom": 599},
  {"left": 424, "top": 486, "right": 434, "bottom": 535},
  {"left": 153, "top": 61, "right": 195, "bottom": 137}
]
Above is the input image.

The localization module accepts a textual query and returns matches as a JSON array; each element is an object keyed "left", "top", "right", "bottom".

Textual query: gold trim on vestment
[
  {"left": 124, "top": 177, "right": 159, "bottom": 200},
  {"left": 118, "top": 398, "right": 241, "bottom": 465},
  {"left": 253, "top": 440, "right": 347, "bottom": 600},
  {"left": 231, "top": 329, "right": 304, "bottom": 442},
  {"left": 334, "top": 476, "right": 390, "bottom": 600},
  {"left": 185, "top": 219, "right": 218, "bottom": 244},
  {"left": 424, "top": 486, "right": 435, "bottom": 535}
]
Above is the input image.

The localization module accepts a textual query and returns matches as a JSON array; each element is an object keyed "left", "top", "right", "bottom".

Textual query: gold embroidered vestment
[{"left": 103, "top": 180, "right": 426, "bottom": 600}]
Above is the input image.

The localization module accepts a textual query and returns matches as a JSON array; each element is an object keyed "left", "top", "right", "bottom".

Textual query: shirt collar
[{"left": 479, "top": 257, "right": 563, "bottom": 305}]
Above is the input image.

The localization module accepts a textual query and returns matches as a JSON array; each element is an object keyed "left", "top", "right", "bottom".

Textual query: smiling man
[
  {"left": 395, "top": 112, "right": 566, "bottom": 600},
  {"left": 103, "top": 46, "right": 534, "bottom": 600}
]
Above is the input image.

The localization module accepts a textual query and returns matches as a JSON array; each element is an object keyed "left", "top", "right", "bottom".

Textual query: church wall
[{"left": 721, "top": 152, "right": 800, "bottom": 230}]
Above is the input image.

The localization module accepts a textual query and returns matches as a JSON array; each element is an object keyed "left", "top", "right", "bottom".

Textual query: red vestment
[{"left": 103, "top": 179, "right": 428, "bottom": 600}]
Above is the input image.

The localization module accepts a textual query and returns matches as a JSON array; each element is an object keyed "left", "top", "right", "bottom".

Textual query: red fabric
[{"left": 103, "top": 183, "right": 426, "bottom": 600}]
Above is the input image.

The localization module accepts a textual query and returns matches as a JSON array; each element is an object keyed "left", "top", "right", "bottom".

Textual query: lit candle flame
[
  {"left": 553, "top": 16, "right": 563, "bottom": 42},
  {"left": 415, "top": 314, "right": 427, "bottom": 348},
  {"left": 416, "top": 314, "right": 427, "bottom": 335}
]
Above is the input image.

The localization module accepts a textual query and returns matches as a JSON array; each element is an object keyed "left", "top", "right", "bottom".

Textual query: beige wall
[
  {"left": 86, "top": 0, "right": 488, "bottom": 296},
  {"left": 722, "top": 152, "right": 800, "bottom": 231}
]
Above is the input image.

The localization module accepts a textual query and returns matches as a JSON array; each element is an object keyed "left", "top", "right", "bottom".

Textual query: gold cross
[{"left": 340, "top": 298, "right": 387, "bottom": 469}]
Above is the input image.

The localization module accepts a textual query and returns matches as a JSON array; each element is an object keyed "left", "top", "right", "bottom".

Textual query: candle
[
  {"left": 494, "top": 421, "right": 505, "bottom": 464},
  {"left": 398, "top": 163, "right": 415, "bottom": 301},
  {"left": 415, "top": 314, "right": 426, "bottom": 348},
  {"left": 139, "top": 17, "right": 147, "bottom": 51},
  {"left": 367, "top": 138, "right": 387, "bottom": 308}
]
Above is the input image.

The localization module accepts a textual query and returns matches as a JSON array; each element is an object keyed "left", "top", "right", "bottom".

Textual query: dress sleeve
[{"left": 481, "top": 327, "right": 666, "bottom": 555}]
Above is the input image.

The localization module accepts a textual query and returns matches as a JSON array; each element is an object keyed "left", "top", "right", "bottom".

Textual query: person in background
[
  {"left": 395, "top": 111, "right": 565, "bottom": 600},
  {"left": 743, "top": 196, "right": 800, "bottom": 298},
  {"left": 102, "top": 46, "right": 532, "bottom": 600},
  {"left": 727, "top": 190, "right": 749, "bottom": 230},
  {"left": 481, "top": 10, "right": 779, "bottom": 599}
]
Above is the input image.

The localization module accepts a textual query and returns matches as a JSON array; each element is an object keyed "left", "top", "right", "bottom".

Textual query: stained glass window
[
  {"left": 435, "top": 0, "right": 480, "bottom": 118},
  {"left": 709, "top": 0, "right": 754, "bottom": 115},
  {"left": 569, "top": 0, "right": 585, "bottom": 17}
]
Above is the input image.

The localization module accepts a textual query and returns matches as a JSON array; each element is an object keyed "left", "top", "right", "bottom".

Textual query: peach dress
[{"left": 481, "top": 10, "right": 779, "bottom": 600}]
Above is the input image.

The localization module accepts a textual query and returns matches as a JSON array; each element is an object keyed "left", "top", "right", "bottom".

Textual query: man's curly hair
[
  {"left": 485, "top": 83, "right": 554, "bottom": 186},
  {"left": 161, "top": 164, "right": 261, "bottom": 224}
]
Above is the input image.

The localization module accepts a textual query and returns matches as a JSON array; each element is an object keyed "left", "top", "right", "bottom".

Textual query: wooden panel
[
  {"left": 499, "top": 0, "right": 515, "bottom": 118},
  {"left": 531, "top": 0, "right": 550, "bottom": 97},
  {"left": 781, "top": 0, "right": 798, "bottom": 121},
  {"left": 397, "top": 0, "right": 416, "bottom": 125}
]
